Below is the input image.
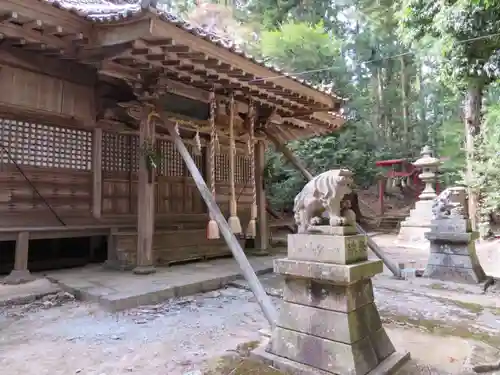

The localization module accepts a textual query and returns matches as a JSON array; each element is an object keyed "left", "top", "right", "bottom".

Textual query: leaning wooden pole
[
  {"left": 161, "top": 117, "right": 278, "bottom": 327},
  {"left": 263, "top": 128, "right": 402, "bottom": 278}
]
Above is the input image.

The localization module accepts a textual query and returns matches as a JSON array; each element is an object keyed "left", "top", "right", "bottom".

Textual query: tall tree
[{"left": 399, "top": 0, "right": 500, "bottom": 227}]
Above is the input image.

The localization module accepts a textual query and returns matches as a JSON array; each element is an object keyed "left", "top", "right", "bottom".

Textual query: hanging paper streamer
[
  {"left": 174, "top": 122, "right": 180, "bottom": 135},
  {"left": 214, "top": 131, "right": 220, "bottom": 154},
  {"left": 193, "top": 129, "right": 202, "bottom": 156}
]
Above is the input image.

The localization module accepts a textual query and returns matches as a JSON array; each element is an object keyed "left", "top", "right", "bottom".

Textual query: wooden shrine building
[{"left": 0, "top": 0, "right": 344, "bottom": 282}]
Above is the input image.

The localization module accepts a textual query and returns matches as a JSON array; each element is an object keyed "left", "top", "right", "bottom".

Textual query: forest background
[{"left": 158, "top": 0, "right": 500, "bottom": 225}]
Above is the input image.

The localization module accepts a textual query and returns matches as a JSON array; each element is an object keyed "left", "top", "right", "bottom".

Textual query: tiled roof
[{"left": 44, "top": 0, "right": 345, "bottom": 102}]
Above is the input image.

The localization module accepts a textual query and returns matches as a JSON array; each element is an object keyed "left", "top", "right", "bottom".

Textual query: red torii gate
[{"left": 375, "top": 158, "right": 440, "bottom": 215}]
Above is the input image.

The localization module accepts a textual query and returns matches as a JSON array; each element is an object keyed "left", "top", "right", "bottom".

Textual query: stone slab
[
  {"left": 305, "top": 226, "right": 358, "bottom": 236},
  {"left": 431, "top": 219, "right": 471, "bottom": 234},
  {"left": 277, "top": 301, "right": 382, "bottom": 344},
  {"left": 252, "top": 340, "right": 410, "bottom": 375},
  {"left": 288, "top": 234, "right": 367, "bottom": 265},
  {"left": 424, "top": 264, "right": 486, "bottom": 284},
  {"left": 269, "top": 326, "right": 379, "bottom": 375},
  {"left": 283, "top": 278, "right": 374, "bottom": 313},
  {"left": 274, "top": 258, "right": 383, "bottom": 285},
  {"left": 428, "top": 242, "right": 478, "bottom": 256},
  {"left": 425, "top": 232, "right": 478, "bottom": 243},
  {"left": 268, "top": 326, "right": 397, "bottom": 375},
  {"left": 47, "top": 256, "right": 277, "bottom": 311},
  {"left": 427, "top": 253, "right": 481, "bottom": 269},
  {"left": 0, "top": 278, "right": 61, "bottom": 306}
]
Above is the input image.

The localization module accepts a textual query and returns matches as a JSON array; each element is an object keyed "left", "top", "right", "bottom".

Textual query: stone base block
[
  {"left": 252, "top": 336, "right": 410, "bottom": 375},
  {"left": 288, "top": 234, "right": 367, "bottom": 265},
  {"left": 268, "top": 326, "right": 396, "bottom": 375},
  {"left": 278, "top": 301, "right": 382, "bottom": 344},
  {"left": 424, "top": 263, "right": 486, "bottom": 284},
  {"left": 283, "top": 278, "right": 374, "bottom": 313},
  {"left": 2, "top": 270, "right": 35, "bottom": 285},
  {"left": 396, "top": 225, "right": 431, "bottom": 249},
  {"left": 275, "top": 258, "right": 383, "bottom": 285}
]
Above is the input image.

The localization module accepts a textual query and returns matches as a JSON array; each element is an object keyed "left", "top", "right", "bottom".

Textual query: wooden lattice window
[
  {"left": 215, "top": 152, "right": 230, "bottom": 182},
  {"left": 235, "top": 154, "right": 251, "bottom": 185},
  {"left": 0, "top": 118, "right": 92, "bottom": 170},
  {"left": 157, "top": 138, "right": 203, "bottom": 177},
  {"left": 102, "top": 132, "right": 139, "bottom": 172}
]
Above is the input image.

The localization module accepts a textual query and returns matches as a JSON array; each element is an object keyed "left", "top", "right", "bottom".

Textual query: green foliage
[
  {"left": 399, "top": 0, "right": 500, "bottom": 88},
  {"left": 467, "top": 104, "right": 500, "bottom": 216}
]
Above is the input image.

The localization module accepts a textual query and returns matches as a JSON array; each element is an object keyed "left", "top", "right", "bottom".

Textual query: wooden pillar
[
  {"left": 92, "top": 128, "right": 103, "bottom": 219},
  {"left": 134, "top": 109, "right": 156, "bottom": 275},
  {"left": 3, "top": 232, "right": 34, "bottom": 285},
  {"left": 255, "top": 140, "right": 269, "bottom": 251}
]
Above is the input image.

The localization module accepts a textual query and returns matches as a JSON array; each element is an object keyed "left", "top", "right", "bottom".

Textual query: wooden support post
[
  {"left": 161, "top": 117, "right": 277, "bottom": 327},
  {"left": 255, "top": 140, "right": 269, "bottom": 252},
  {"left": 264, "top": 130, "right": 313, "bottom": 181},
  {"left": 134, "top": 109, "right": 156, "bottom": 275},
  {"left": 92, "top": 128, "right": 103, "bottom": 219},
  {"left": 3, "top": 232, "right": 34, "bottom": 285},
  {"left": 104, "top": 229, "right": 120, "bottom": 269}
]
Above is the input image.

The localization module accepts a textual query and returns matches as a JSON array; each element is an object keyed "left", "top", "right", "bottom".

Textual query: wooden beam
[
  {"left": 0, "top": 47, "right": 97, "bottom": 86},
  {"left": 92, "top": 128, "right": 103, "bottom": 219},
  {"left": 1, "top": 0, "right": 91, "bottom": 34},
  {"left": 264, "top": 128, "right": 313, "bottom": 181},
  {"left": 0, "top": 102, "right": 88, "bottom": 129},
  {"left": 95, "top": 18, "right": 153, "bottom": 46},
  {"left": 149, "top": 17, "right": 335, "bottom": 108},
  {"left": 159, "top": 115, "right": 277, "bottom": 327}
]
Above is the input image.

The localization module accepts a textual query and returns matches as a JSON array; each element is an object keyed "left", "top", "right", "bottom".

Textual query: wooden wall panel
[
  {"left": 0, "top": 119, "right": 93, "bottom": 226},
  {"left": 101, "top": 131, "right": 206, "bottom": 217},
  {"left": 0, "top": 66, "right": 94, "bottom": 125}
]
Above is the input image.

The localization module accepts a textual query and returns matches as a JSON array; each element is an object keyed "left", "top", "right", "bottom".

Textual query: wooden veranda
[{"left": 0, "top": 0, "right": 345, "bottom": 283}]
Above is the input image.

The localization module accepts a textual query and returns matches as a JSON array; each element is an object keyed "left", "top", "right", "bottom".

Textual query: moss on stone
[
  {"left": 382, "top": 314, "right": 500, "bottom": 348},
  {"left": 428, "top": 283, "right": 446, "bottom": 290},
  {"left": 204, "top": 355, "right": 287, "bottom": 375}
]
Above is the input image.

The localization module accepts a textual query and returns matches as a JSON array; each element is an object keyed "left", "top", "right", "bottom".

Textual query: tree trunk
[
  {"left": 464, "top": 80, "right": 484, "bottom": 230},
  {"left": 400, "top": 55, "right": 410, "bottom": 148},
  {"left": 376, "top": 67, "right": 386, "bottom": 140}
]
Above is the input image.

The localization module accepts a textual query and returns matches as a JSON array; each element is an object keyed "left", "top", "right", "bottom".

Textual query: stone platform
[
  {"left": 45, "top": 255, "right": 278, "bottom": 311},
  {"left": 254, "top": 229, "right": 410, "bottom": 375}
]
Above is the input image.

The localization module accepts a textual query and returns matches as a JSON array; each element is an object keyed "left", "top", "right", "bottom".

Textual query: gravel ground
[{"left": 0, "top": 289, "right": 273, "bottom": 375}]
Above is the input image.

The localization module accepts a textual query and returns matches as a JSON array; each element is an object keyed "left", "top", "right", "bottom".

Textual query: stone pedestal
[
  {"left": 424, "top": 218, "right": 486, "bottom": 284},
  {"left": 397, "top": 145, "right": 441, "bottom": 249},
  {"left": 397, "top": 200, "right": 434, "bottom": 249},
  {"left": 253, "top": 226, "right": 410, "bottom": 375}
]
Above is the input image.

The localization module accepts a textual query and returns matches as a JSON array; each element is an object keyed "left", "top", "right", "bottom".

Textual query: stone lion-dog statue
[{"left": 293, "top": 169, "right": 355, "bottom": 233}]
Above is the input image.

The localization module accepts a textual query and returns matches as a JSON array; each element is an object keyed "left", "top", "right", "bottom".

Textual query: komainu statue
[
  {"left": 293, "top": 169, "right": 354, "bottom": 233},
  {"left": 431, "top": 187, "right": 467, "bottom": 220}
]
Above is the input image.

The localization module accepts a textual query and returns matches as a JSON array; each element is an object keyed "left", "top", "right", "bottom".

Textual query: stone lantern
[{"left": 397, "top": 145, "right": 441, "bottom": 249}]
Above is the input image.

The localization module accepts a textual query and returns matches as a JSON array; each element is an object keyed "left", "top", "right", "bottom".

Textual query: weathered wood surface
[{"left": 0, "top": 65, "right": 95, "bottom": 125}]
